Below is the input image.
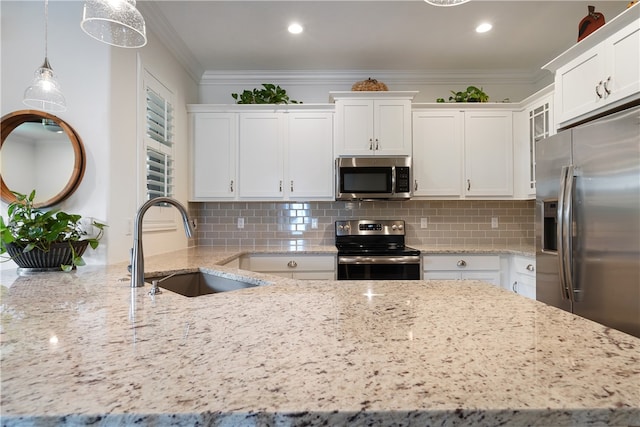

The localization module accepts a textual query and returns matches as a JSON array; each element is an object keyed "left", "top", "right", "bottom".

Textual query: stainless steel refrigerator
[{"left": 535, "top": 104, "right": 640, "bottom": 338}]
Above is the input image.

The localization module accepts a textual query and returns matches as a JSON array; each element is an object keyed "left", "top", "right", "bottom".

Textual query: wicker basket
[
  {"left": 352, "top": 78, "right": 388, "bottom": 91},
  {"left": 5, "top": 240, "right": 89, "bottom": 271}
]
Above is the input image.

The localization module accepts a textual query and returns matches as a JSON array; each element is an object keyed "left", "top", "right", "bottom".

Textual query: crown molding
[
  {"left": 138, "top": 2, "right": 205, "bottom": 84},
  {"left": 200, "top": 69, "right": 546, "bottom": 86}
]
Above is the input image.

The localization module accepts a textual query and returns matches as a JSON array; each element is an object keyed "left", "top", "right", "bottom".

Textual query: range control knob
[
  {"left": 398, "top": 224, "right": 404, "bottom": 230},
  {"left": 391, "top": 224, "right": 397, "bottom": 230}
]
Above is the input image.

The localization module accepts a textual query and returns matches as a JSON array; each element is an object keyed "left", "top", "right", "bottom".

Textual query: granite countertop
[{"left": 1, "top": 247, "right": 638, "bottom": 426}]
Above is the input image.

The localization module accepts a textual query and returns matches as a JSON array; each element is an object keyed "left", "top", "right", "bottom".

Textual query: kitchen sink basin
[{"left": 144, "top": 271, "right": 259, "bottom": 297}]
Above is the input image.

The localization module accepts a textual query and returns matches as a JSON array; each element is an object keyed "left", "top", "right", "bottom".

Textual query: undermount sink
[{"left": 144, "top": 271, "right": 259, "bottom": 297}]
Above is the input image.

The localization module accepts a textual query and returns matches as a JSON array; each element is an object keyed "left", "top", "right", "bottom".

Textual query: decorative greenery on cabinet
[{"left": 231, "top": 84, "right": 301, "bottom": 104}]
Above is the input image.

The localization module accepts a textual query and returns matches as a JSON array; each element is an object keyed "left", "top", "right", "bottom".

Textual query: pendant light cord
[{"left": 44, "top": 0, "right": 49, "bottom": 60}]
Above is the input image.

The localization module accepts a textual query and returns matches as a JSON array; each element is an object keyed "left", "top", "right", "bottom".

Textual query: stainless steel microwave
[{"left": 335, "top": 157, "right": 412, "bottom": 201}]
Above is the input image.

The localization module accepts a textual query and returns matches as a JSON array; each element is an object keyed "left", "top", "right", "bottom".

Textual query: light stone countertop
[{"left": 1, "top": 246, "right": 638, "bottom": 426}]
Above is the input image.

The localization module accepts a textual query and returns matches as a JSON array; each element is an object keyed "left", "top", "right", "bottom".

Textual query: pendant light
[
  {"left": 23, "top": 0, "right": 67, "bottom": 113},
  {"left": 424, "top": 0, "right": 471, "bottom": 6},
  {"left": 81, "top": 0, "right": 147, "bottom": 48}
]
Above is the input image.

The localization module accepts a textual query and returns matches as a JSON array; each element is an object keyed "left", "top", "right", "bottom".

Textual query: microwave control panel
[{"left": 396, "top": 167, "right": 411, "bottom": 193}]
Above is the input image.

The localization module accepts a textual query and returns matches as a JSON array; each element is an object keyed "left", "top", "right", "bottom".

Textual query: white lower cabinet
[
  {"left": 508, "top": 255, "right": 536, "bottom": 299},
  {"left": 239, "top": 254, "right": 336, "bottom": 280},
  {"left": 423, "top": 254, "right": 501, "bottom": 285}
]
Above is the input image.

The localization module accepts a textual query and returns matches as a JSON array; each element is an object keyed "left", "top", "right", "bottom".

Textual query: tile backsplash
[{"left": 191, "top": 200, "right": 534, "bottom": 249}]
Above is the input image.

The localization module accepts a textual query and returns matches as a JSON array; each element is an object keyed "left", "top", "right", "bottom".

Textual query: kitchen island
[{"left": 1, "top": 247, "right": 638, "bottom": 426}]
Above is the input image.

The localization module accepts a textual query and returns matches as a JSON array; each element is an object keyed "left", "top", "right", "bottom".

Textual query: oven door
[{"left": 337, "top": 255, "right": 421, "bottom": 280}]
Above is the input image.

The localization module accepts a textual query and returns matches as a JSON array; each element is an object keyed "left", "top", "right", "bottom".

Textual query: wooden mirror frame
[{"left": 1, "top": 110, "right": 86, "bottom": 208}]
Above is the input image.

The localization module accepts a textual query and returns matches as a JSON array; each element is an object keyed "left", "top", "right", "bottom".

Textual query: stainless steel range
[{"left": 335, "top": 219, "right": 421, "bottom": 280}]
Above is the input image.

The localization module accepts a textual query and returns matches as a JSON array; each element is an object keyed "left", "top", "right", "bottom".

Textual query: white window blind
[{"left": 145, "top": 85, "right": 174, "bottom": 200}]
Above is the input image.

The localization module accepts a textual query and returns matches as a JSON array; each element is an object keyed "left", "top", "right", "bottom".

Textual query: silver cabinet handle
[
  {"left": 603, "top": 76, "right": 612, "bottom": 95},
  {"left": 456, "top": 260, "right": 467, "bottom": 267},
  {"left": 414, "top": 180, "right": 418, "bottom": 191},
  {"left": 287, "top": 260, "right": 297, "bottom": 268},
  {"left": 369, "top": 138, "right": 373, "bottom": 150},
  {"left": 279, "top": 180, "right": 283, "bottom": 192},
  {"left": 230, "top": 180, "right": 234, "bottom": 192},
  {"left": 375, "top": 138, "right": 379, "bottom": 150},
  {"left": 526, "top": 264, "right": 535, "bottom": 272},
  {"left": 596, "top": 81, "right": 604, "bottom": 98},
  {"left": 512, "top": 281, "right": 518, "bottom": 293},
  {"left": 290, "top": 180, "right": 294, "bottom": 192},
  {"left": 467, "top": 179, "right": 471, "bottom": 191}
]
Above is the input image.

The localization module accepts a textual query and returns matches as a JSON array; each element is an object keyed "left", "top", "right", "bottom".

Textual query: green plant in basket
[
  {"left": 232, "top": 83, "right": 301, "bottom": 104},
  {"left": 0, "top": 190, "right": 106, "bottom": 271}
]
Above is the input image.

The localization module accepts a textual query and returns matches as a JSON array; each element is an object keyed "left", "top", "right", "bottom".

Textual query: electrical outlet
[
  {"left": 311, "top": 218, "right": 319, "bottom": 229},
  {"left": 491, "top": 217, "right": 499, "bottom": 229},
  {"left": 420, "top": 218, "right": 428, "bottom": 229},
  {"left": 237, "top": 217, "right": 245, "bottom": 229}
]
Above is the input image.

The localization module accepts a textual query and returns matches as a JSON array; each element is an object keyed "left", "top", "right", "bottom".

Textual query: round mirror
[{"left": 1, "top": 110, "right": 86, "bottom": 208}]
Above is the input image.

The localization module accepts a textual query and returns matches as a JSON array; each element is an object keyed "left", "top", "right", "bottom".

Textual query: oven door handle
[{"left": 338, "top": 256, "right": 421, "bottom": 265}]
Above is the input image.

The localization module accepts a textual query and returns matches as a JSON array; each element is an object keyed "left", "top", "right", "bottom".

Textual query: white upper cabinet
[
  {"left": 286, "top": 112, "right": 334, "bottom": 200},
  {"left": 331, "top": 91, "right": 417, "bottom": 156},
  {"left": 513, "top": 85, "right": 554, "bottom": 200},
  {"left": 238, "top": 113, "right": 286, "bottom": 199},
  {"left": 190, "top": 112, "right": 237, "bottom": 200},
  {"left": 412, "top": 110, "right": 463, "bottom": 197},
  {"left": 412, "top": 107, "right": 514, "bottom": 199},
  {"left": 189, "top": 106, "right": 334, "bottom": 202},
  {"left": 464, "top": 110, "right": 514, "bottom": 197},
  {"left": 545, "top": 7, "right": 639, "bottom": 128}
]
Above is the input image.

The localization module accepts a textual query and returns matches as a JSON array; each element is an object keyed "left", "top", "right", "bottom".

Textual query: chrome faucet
[{"left": 131, "top": 197, "right": 195, "bottom": 288}]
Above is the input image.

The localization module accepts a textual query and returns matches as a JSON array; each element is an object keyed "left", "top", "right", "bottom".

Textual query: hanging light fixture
[
  {"left": 80, "top": 0, "right": 147, "bottom": 48},
  {"left": 424, "top": 0, "right": 471, "bottom": 6},
  {"left": 23, "top": 0, "right": 67, "bottom": 113}
]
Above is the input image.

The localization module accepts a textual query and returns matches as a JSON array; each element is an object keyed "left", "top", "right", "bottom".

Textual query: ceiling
[{"left": 139, "top": 0, "right": 630, "bottom": 81}]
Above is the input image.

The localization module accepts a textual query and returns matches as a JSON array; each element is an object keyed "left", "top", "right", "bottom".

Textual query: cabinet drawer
[
  {"left": 511, "top": 256, "right": 536, "bottom": 277},
  {"left": 245, "top": 255, "right": 335, "bottom": 272},
  {"left": 423, "top": 255, "right": 501, "bottom": 271}
]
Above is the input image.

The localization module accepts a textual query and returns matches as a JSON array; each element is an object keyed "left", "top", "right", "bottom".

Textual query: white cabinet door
[
  {"left": 287, "top": 112, "right": 334, "bottom": 200},
  {"left": 509, "top": 255, "right": 536, "bottom": 300},
  {"left": 412, "top": 110, "right": 463, "bottom": 197},
  {"left": 464, "top": 111, "right": 513, "bottom": 197},
  {"left": 191, "top": 113, "right": 237, "bottom": 200},
  {"left": 604, "top": 20, "right": 640, "bottom": 106},
  {"left": 335, "top": 99, "right": 374, "bottom": 156},
  {"left": 238, "top": 113, "right": 285, "bottom": 199},
  {"left": 514, "top": 89, "right": 553, "bottom": 199},
  {"left": 374, "top": 99, "right": 412, "bottom": 155},
  {"left": 334, "top": 98, "right": 411, "bottom": 156}
]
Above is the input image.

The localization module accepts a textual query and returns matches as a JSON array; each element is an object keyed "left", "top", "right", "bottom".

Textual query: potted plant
[
  {"left": 436, "top": 86, "right": 489, "bottom": 103},
  {"left": 231, "top": 83, "right": 301, "bottom": 104},
  {"left": 0, "top": 190, "right": 105, "bottom": 271}
]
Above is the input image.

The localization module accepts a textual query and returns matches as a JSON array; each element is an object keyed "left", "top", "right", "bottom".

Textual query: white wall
[{"left": 1, "top": 1, "right": 198, "bottom": 267}]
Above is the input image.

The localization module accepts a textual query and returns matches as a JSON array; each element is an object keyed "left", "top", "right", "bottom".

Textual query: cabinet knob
[
  {"left": 512, "top": 281, "right": 518, "bottom": 293},
  {"left": 526, "top": 264, "right": 535, "bottom": 272},
  {"left": 287, "top": 260, "right": 297, "bottom": 268},
  {"left": 456, "top": 260, "right": 467, "bottom": 267}
]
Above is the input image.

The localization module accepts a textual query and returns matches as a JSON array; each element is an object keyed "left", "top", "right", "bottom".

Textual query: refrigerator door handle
[{"left": 558, "top": 165, "right": 576, "bottom": 302}]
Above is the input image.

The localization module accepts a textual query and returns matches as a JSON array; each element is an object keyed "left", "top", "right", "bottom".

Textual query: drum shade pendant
[
  {"left": 23, "top": 0, "right": 66, "bottom": 112},
  {"left": 81, "top": 0, "right": 147, "bottom": 48},
  {"left": 424, "top": 0, "right": 471, "bottom": 6}
]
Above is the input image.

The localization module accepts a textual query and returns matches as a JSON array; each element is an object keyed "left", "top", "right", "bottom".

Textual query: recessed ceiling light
[
  {"left": 476, "top": 22, "right": 493, "bottom": 33},
  {"left": 288, "top": 23, "right": 303, "bottom": 34}
]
